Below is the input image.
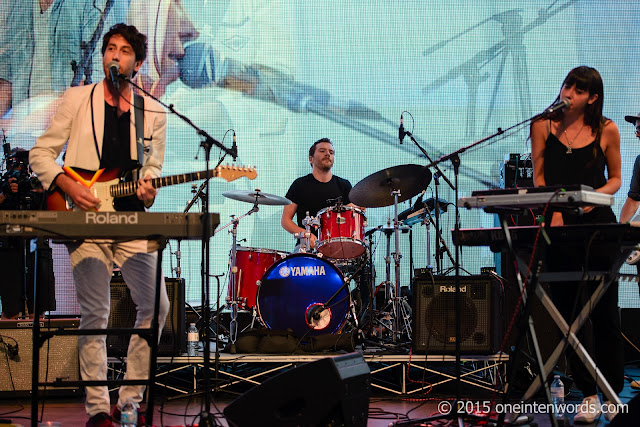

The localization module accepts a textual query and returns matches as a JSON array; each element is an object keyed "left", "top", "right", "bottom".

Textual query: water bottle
[
  {"left": 550, "top": 375, "right": 565, "bottom": 420},
  {"left": 187, "top": 323, "right": 199, "bottom": 356},
  {"left": 120, "top": 398, "right": 138, "bottom": 427}
]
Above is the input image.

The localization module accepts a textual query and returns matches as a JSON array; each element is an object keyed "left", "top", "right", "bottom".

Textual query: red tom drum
[
  {"left": 228, "top": 247, "right": 288, "bottom": 309},
  {"left": 316, "top": 205, "right": 366, "bottom": 259}
]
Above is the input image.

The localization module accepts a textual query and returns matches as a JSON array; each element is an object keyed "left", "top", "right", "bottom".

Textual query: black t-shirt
[
  {"left": 628, "top": 154, "right": 640, "bottom": 201},
  {"left": 285, "top": 173, "right": 352, "bottom": 231}
]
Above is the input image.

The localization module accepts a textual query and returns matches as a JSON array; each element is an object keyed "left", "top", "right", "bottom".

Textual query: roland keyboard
[
  {"left": 0, "top": 210, "right": 219, "bottom": 239},
  {"left": 457, "top": 185, "right": 613, "bottom": 210},
  {"left": 452, "top": 223, "right": 640, "bottom": 249}
]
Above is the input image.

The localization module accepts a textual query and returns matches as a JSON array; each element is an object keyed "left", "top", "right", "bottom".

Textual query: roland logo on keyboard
[
  {"left": 440, "top": 285, "right": 467, "bottom": 293},
  {"left": 85, "top": 212, "right": 138, "bottom": 224}
]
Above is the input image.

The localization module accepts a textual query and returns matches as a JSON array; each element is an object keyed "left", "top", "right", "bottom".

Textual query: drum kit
[{"left": 215, "top": 163, "right": 441, "bottom": 349}]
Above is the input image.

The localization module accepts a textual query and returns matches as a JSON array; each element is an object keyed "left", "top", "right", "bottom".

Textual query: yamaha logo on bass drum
[{"left": 278, "top": 265, "right": 326, "bottom": 278}]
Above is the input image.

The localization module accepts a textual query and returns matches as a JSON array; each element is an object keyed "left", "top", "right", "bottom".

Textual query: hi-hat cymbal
[
  {"left": 222, "top": 189, "right": 291, "bottom": 205},
  {"left": 349, "top": 164, "right": 432, "bottom": 208}
]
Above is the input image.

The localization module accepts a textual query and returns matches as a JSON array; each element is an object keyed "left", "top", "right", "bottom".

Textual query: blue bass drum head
[{"left": 257, "top": 253, "right": 348, "bottom": 338}]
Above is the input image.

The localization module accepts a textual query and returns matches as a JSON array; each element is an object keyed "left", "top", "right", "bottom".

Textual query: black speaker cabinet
[
  {"left": 0, "top": 318, "right": 80, "bottom": 396},
  {"left": 412, "top": 275, "right": 504, "bottom": 354},
  {"left": 224, "top": 352, "right": 371, "bottom": 426},
  {"left": 108, "top": 277, "right": 185, "bottom": 357}
]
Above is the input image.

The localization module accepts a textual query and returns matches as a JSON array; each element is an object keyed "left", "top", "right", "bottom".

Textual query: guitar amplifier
[
  {"left": 412, "top": 275, "right": 504, "bottom": 354},
  {"left": 108, "top": 277, "right": 185, "bottom": 357},
  {"left": 0, "top": 318, "right": 81, "bottom": 396}
]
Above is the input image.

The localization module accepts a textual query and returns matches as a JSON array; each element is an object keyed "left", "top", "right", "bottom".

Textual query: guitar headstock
[{"left": 215, "top": 165, "right": 258, "bottom": 182}]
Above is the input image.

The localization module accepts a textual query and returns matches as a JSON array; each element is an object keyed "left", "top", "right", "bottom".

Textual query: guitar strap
[{"left": 133, "top": 93, "right": 145, "bottom": 171}]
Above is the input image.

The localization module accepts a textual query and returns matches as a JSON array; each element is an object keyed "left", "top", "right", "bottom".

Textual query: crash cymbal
[
  {"left": 222, "top": 189, "right": 291, "bottom": 205},
  {"left": 349, "top": 164, "right": 432, "bottom": 208}
]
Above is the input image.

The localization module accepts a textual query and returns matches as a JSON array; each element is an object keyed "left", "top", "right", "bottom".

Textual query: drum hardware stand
[
  {"left": 390, "top": 189, "right": 406, "bottom": 343},
  {"left": 213, "top": 193, "right": 261, "bottom": 350},
  {"left": 296, "top": 211, "right": 320, "bottom": 253}
]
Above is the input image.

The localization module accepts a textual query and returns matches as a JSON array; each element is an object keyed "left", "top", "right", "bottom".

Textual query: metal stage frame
[{"left": 107, "top": 351, "right": 508, "bottom": 397}]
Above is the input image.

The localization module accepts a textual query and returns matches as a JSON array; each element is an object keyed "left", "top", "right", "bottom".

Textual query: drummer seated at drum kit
[{"left": 281, "top": 137, "right": 366, "bottom": 257}]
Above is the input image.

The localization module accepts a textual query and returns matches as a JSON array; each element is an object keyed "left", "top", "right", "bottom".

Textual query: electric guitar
[{"left": 46, "top": 165, "right": 257, "bottom": 212}]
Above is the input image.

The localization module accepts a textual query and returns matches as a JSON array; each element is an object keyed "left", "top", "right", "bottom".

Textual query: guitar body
[{"left": 46, "top": 169, "right": 123, "bottom": 212}]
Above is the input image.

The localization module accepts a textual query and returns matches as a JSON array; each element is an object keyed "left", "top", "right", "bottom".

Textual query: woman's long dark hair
[{"left": 551, "top": 66, "right": 607, "bottom": 134}]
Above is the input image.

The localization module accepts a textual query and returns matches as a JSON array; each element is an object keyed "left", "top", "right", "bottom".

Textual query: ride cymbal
[{"left": 349, "top": 164, "right": 432, "bottom": 208}]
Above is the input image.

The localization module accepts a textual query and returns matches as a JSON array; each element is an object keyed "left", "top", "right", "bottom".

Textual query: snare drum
[
  {"left": 257, "top": 253, "right": 349, "bottom": 337},
  {"left": 228, "top": 247, "right": 288, "bottom": 309},
  {"left": 316, "top": 205, "right": 366, "bottom": 259}
]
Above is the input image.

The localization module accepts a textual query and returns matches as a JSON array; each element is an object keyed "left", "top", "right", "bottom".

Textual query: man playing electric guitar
[{"left": 29, "top": 23, "right": 168, "bottom": 427}]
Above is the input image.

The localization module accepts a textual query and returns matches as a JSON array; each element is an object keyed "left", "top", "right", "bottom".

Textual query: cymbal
[
  {"left": 349, "top": 164, "right": 432, "bottom": 208},
  {"left": 222, "top": 189, "right": 291, "bottom": 206}
]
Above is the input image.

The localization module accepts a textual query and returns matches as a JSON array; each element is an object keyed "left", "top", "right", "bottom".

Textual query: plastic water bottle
[
  {"left": 187, "top": 323, "right": 199, "bottom": 356},
  {"left": 120, "top": 398, "right": 138, "bottom": 426},
  {"left": 550, "top": 375, "right": 565, "bottom": 420}
]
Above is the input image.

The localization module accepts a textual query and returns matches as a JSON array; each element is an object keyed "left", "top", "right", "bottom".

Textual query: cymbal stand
[
  {"left": 214, "top": 197, "right": 260, "bottom": 349},
  {"left": 389, "top": 189, "right": 410, "bottom": 342},
  {"left": 433, "top": 172, "right": 442, "bottom": 273}
]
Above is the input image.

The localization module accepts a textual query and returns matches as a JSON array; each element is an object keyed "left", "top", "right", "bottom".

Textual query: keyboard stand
[
  {"left": 490, "top": 217, "right": 629, "bottom": 426},
  {"left": 30, "top": 241, "right": 166, "bottom": 427}
]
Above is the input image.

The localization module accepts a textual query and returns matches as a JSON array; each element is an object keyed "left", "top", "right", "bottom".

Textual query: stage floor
[{"left": 1, "top": 361, "right": 638, "bottom": 426}]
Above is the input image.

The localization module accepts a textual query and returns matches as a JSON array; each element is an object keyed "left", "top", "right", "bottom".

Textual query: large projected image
[{"left": 1, "top": 0, "right": 639, "bottom": 315}]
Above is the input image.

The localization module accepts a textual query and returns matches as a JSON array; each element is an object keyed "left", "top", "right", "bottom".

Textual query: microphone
[
  {"left": 231, "top": 131, "right": 238, "bottom": 161},
  {"left": 399, "top": 114, "right": 405, "bottom": 144},
  {"left": 543, "top": 98, "right": 571, "bottom": 116},
  {"left": 107, "top": 60, "right": 120, "bottom": 90}
]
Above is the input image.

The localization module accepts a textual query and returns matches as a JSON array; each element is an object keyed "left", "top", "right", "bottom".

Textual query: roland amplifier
[
  {"left": 0, "top": 318, "right": 81, "bottom": 396},
  {"left": 412, "top": 274, "right": 504, "bottom": 354}
]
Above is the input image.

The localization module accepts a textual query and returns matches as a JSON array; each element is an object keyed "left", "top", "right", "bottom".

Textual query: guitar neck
[{"left": 111, "top": 170, "right": 215, "bottom": 198}]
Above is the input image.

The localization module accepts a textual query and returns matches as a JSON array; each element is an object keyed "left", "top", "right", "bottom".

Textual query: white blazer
[{"left": 30, "top": 80, "right": 166, "bottom": 190}]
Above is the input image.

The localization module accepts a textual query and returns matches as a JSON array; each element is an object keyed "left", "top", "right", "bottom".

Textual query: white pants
[{"left": 67, "top": 239, "right": 169, "bottom": 417}]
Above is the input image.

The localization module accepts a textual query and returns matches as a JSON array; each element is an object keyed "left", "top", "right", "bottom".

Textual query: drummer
[{"left": 281, "top": 137, "right": 361, "bottom": 250}]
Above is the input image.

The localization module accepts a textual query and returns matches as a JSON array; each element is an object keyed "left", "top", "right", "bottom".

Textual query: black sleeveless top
[
  {"left": 543, "top": 130, "right": 615, "bottom": 224},
  {"left": 543, "top": 132, "right": 607, "bottom": 189}
]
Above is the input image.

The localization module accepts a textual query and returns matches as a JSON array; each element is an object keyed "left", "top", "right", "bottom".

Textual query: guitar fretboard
[{"left": 110, "top": 170, "right": 214, "bottom": 197}]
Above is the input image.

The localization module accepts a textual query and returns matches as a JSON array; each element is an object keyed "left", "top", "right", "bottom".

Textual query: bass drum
[{"left": 257, "top": 253, "right": 349, "bottom": 338}]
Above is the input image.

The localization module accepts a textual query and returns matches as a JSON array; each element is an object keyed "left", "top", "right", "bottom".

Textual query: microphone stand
[
  {"left": 122, "top": 76, "right": 235, "bottom": 427},
  {"left": 402, "top": 132, "right": 454, "bottom": 274},
  {"left": 396, "top": 110, "right": 558, "bottom": 426}
]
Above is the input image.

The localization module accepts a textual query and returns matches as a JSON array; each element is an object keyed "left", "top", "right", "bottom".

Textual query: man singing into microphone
[
  {"left": 29, "top": 23, "right": 168, "bottom": 427},
  {"left": 281, "top": 138, "right": 355, "bottom": 250}
]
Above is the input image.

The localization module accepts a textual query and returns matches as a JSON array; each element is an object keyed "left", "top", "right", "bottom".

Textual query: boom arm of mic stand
[
  {"left": 428, "top": 111, "right": 545, "bottom": 170},
  {"left": 121, "top": 76, "right": 237, "bottom": 160},
  {"left": 405, "top": 132, "right": 455, "bottom": 191}
]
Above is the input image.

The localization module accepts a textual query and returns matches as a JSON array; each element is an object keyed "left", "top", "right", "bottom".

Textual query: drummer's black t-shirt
[{"left": 285, "top": 173, "right": 352, "bottom": 231}]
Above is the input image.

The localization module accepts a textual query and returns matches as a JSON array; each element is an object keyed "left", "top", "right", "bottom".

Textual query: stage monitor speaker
[
  {"left": 412, "top": 274, "right": 504, "bottom": 354},
  {"left": 0, "top": 318, "right": 81, "bottom": 396},
  {"left": 223, "top": 352, "right": 370, "bottom": 426},
  {"left": 108, "top": 277, "right": 185, "bottom": 357}
]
